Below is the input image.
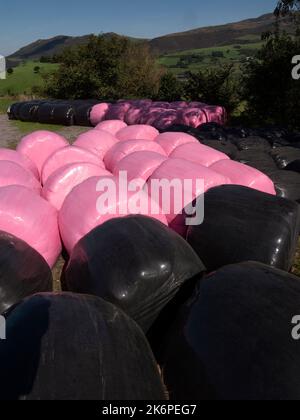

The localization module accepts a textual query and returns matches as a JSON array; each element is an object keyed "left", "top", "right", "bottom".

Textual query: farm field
[
  {"left": 158, "top": 40, "right": 263, "bottom": 75},
  {"left": 0, "top": 61, "right": 58, "bottom": 96}
]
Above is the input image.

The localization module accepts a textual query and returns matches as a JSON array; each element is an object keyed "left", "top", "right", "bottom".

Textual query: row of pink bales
[
  {"left": 0, "top": 114, "right": 277, "bottom": 268},
  {"left": 89, "top": 100, "right": 226, "bottom": 129}
]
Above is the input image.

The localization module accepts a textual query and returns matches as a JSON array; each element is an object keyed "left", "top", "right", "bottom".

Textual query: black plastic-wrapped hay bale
[
  {"left": 271, "top": 147, "right": 300, "bottom": 169},
  {"left": 18, "top": 101, "right": 41, "bottom": 122},
  {"left": 187, "top": 185, "right": 300, "bottom": 272},
  {"left": 7, "top": 102, "right": 23, "bottom": 120},
  {"left": 0, "top": 231, "right": 52, "bottom": 314},
  {"left": 62, "top": 215, "right": 205, "bottom": 332},
  {"left": 235, "top": 150, "right": 278, "bottom": 174},
  {"left": 52, "top": 103, "right": 75, "bottom": 126},
  {"left": 268, "top": 170, "right": 300, "bottom": 203},
  {"left": 36, "top": 102, "right": 56, "bottom": 124},
  {"left": 234, "top": 136, "right": 271, "bottom": 153},
  {"left": 158, "top": 262, "right": 300, "bottom": 401},
  {"left": 200, "top": 139, "right": 238, "bottom": 159},
  {"left": 0, "top": 293, "right": 166, "bottom": 400},
  {"left": 285, "top": 160, "right": 300, "bottom": 173}
]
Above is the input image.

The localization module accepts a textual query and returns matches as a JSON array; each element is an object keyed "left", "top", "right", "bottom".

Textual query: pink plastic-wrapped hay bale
[
  {"left": 42, "top": 163, "right": 111, "bottom": 210},
  {"left": 116, "top": 125, "right": 159, "bottom": 142},
  {"left": 0, "top": 185, "right": 61, "bottom": 267},
  {"left": 95, "top": 120, "right": 128, "bottom": 136},
  {"left": 210, "top": 160, "right": 276, "bottom": 195},
  {"left": 104, "top": 140, "right": 167, "bottom": 172},
  {"left": 0, "top": 161, "right": 41, "bottom": 194},
  {"left": 73, "top": 129, "right": 119, "bottom": 160},
  {"left": 17, "top": 131, "right": 68, "bottom": 176},
  {"left": 156, "top": 132, "right": 198, "bottom": 156},
  {"left": 59, "top": 176, "right": 167, "bottom": 254},
  {"left": 41, "top": 145, "right": 105, "bottom": 184},
  {"left": 170, "top": 142, "right": 229, "bottom": 167},
  {"left": 0, "top": 148, "right": 39, "bottom": 180},
  {"left": 90, "top": 103, "right": 110, "bottom": 126}
]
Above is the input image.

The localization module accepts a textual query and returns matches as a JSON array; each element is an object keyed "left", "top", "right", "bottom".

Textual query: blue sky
[{"left": 1, "top": 0, "right": 277, "bottom": 55}]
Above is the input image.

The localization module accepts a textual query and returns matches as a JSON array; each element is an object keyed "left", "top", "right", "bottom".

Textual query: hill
[{"left": 7, "top": 13, "right": 295, "bottom": 65}]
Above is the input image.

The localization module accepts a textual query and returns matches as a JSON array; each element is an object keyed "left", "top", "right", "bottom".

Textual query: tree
[
  {"left": 275, "top": 0, "right": 300, "bottom": 16},
  {"left": 43, "top": 35, "right": 162, "bottom": 99},
  {"left": 184, "top": 66, "right": 239, "bottom": 114},
  {"left": 157, "top": 72, "right": 183, "bottom": 101},
  {"left": 7, "top": 68, "right": 13, "bottom": 75},
  {"left": 241, "top": 31, "right": 300, "bottom": 129}
]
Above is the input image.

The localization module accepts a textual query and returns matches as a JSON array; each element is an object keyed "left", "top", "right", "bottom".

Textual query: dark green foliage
[
  {"left": 242, "top": 32, "right": 300, "bottom": 129},
  {"left": 157, "top": 72, "right": 184, "bottom": 101},
  {"left": 183, "top": 66, "right": 239, "bottom": 114}
]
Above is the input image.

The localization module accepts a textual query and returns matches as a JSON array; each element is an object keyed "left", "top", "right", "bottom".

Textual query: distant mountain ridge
[{"left": 7, "top": 13, "right": 294, "bottom": 66}]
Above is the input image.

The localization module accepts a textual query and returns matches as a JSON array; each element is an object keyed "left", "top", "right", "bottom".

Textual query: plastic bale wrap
[
  {"left": 268, "top": 170, "right": 300, "bottom": 202},
  {"left": 0, "top": 148, "right": 39, "bottom": 180},
  {"left": 0, "top": 231, "right": 52, "bottom": 315},
  {"left": 59, "top": 176, "right": 168, "bottom": 255},
  {"left": 200, "top": 140, "right": 238, "bottom": 159},
  {"left": 285, "top": 160, "right": 300, "bottom": 173},
  {"left": 90, "top": 103, "right": 110, "bottom": 126},
  {"left": 156, "top": 132, "right": 198, "bottom": 156},
  {"left": 271, "top": 147, "right": 300, "bottom": 169},
  {"left": 104, "top": 103, "right": 132, "bottom": 121},
  {"left": 0, "top": 186, "right": 61, "bottom": 268},
  {"left": 157, "top": 262, "right": 300, "bottom": 400},
  {"left": 116, "top": 125, "right": 159, "bottom": 142},
  {"left": 177, "top": 108, "right": 207, "bottom": 128},
  {"left": 113, "top": 151, "right": 167, "bottom": 183},
  {"left": 41, "top": 146, "right": 104, "bottom": 185},
  {"left": 42, "top": 163, "right": 111, "bottom": 211},
  {"left": 0, "top": 293, "right": 166, "bottom": 400},
  {"left": 202, "top": 105, "right": 226, "bottom": 124},
  {"left": 211, "top": 159, "right": 276, "bottom": 195},
  {"left": 17, "top": 131, "right": 69, "bottom": 176},
  {"left": 73, "top": 130, "right": 119, "bottom": 161},
  {"left": 125, "top": 106, "right": 148, "bottom": 125},
  {"left": 235, "top": 150, "right": 278, "bottom": 174},
  {"left": 152, "top": 110, "right": 179, "bottom": 131},
  {"left": 170, "top": 143, "right": 229, "bottom": 167},
  {"left": 187, "top": 185, "right": 300, "bottom": 272},
  {"left": 234, "top": 136, "right": 271, "bottom": 152},
  {"left": 104, "top": 140, "right": 167, "bottom": 172},
  {"left": 139, "top": 108, "right": 168, "bottom": 126},
  {"left": 148, "top": 159, "right": 230, "bottom": 236},
  {"left": 63, "top": 215, "right": 205, "bottom": 332},
  {"left": 0, "top": 161, "right": 41, "bottom": 194},
  {"left": 95, "top": 120, "right": 127, "bottom": 136}
]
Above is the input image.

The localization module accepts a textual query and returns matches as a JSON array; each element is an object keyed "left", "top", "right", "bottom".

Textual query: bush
[
  {"left": 183, "top": 66, "right": 240, "bottom": 114},
  {"left": 157, "top": 72, "right": 184, "bottom": 101},
  {"left": 42, "top": 35, "right": 162, "bottom": 100},
  {"left": 242, "top": 32, "right": 300, "bottom": 129}
]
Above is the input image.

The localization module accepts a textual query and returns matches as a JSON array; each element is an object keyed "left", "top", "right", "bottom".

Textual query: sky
[{"left": 0, "top": 0, "right": 277, "bottom": 56}]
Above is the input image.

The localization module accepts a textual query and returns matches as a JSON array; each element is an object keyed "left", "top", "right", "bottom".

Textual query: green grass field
[
  {"left": 0, "top": 61, "right": 58, "bottom": 96},
  {"left": 158, "top": 41, "right": 263, "bottom": 74}
]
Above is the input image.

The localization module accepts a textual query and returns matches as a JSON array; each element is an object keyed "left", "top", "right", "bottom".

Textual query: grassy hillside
[
  {"left": 0, "top": 61, "right": 58, "bottom": 96},
  {"left": 158, "top": 40, "right": 263, "bottom": 75}
]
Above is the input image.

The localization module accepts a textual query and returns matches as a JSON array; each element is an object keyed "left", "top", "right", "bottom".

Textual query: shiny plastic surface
[
  {"left": 0, "top": 161, "right": 41, "bottom": 193},
  {"left": 0, "top": 293, "right": 166, "bottom": 400},
  {"left": 17, "top": 130, "right": 68, "bottom": 175},
  {"left": 42, "top": 163, "right": 111, "bottom": 210},
  {"left": 73, "top": 129, "right": 119, "bottom": 160},
  {"left": 155, "top": 132, "right": 198, "bottom": 156},
  {"left": 0, "top": 231, "right": 52, "bottom": 315},
  {"left": 116, "top": 125, "right": 159, "bottom": 142},
  {"left": 158, "top": 262, "right": 300, "bottom": 400},
  {"left": 41, "top": 145, "right": 104, "bottom": 184},
  {"left": 63, "top": 215, "right": 205, "bottom": 332},
  {"left": 187, "top": 185, "right": 300, "bottom": 271},
  {"left": 0, "top": 148, "right": 39, "bottom": 180},
  {"left": 0, "top": 185, "right": 61, "bottom": 267}
]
